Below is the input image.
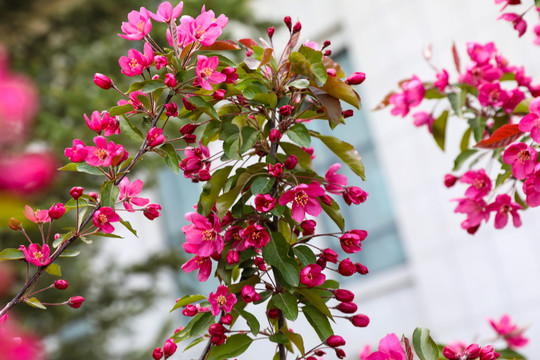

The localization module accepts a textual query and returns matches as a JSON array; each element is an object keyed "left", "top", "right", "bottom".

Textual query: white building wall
[{"left": 244, "top": 0, "right": 540, "bottom": 358}]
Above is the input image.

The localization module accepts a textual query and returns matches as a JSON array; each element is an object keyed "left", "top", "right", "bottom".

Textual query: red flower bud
[
  {"left": 322, "top": 248, "right": 338, "bottom": 263},
  {"left": 267, "top": 26, "right": 275, "bottom": 38},
  {"left": 68, "top": 296, "right": 85, "bottom": 309},
  {"left": 324, "top": 50, "right": 332, "bottom": 57},
  {"left": 356, "top": 262, "right": 369, "bottom": 275},
  {"left": 54, "top": 279, "right": 69, "bottom": 290},
  {"left": 284, "top": 155, "right": 298, "bottom": 170},
  {"left": 284, "top": 16, "right": 292, "bottom": 30},
  {"left": 342, "top": 109, "right": 354, "bottom": 118},
  {"left": 94, "top": 73, "right": 113, "bottom": 90},
  {"left": 336, "top": 301, "right": 357, "bottom": 314},
  {"left": 165, "top": 102, "right": 178, "bottom": 117},
  {"left": 314, "top": 350, "right": 326, "bottom": 356},
  {"left": 152, "top": 347, "right": 164, "bottom": 360},
  {"left": 320, "top": 194, "right": 332, "bottom": 206},
  {"left": 267, "top": 308, "right": 279, "bottom": 319},
  {"left": 213, "top": 89, "right": 226, "bottom": 100},
  {"left": 9, "top": 218, "right": 21, "bottom": 231},
  {"left": 345, "top": 72, "right": 366, "bottom": 85},
  {"left": 334, "top": 289, "right": 354, "bottom": 302},
  {"left": 209, "top": 323, "right": 227, "bottom": 336},
  {"left": 180, "top": 123, "right": 199, "bottom": 135},
  {"left": 323, "top": 40, "right": 331, "bottom": 49},
  {"left": 350, "top": 314, "right": 370, "bottom": 327},
  {"left": 183, "top": 96, "right": 196, "bottom": 111},
  {"left": 163, "top": 338, "right": 177, "bottom": 358},
  {"left": 254, "top": 257, "right": 267, "bottom": 271},
  {"left": 442, "top": 346, "right": 458, "bottom": 360},
  {"left": 164, "top": 73, "right": 177, "bottom": 88},
  {"left": 221, "top": 314, "right": 233, "bottom": 325},
  {"left": 335, "top": 348, "right": 346, "bottom": 359},
  {"left": 444, "top": 174, "right": 459, "bottom": 188},
  {"left": 300, "top": 219, "right": 316, "bottom": 235},
  {"left": 279, "top": 105, "right": 293, "bottom": 116},
  {"left": 338, "top": 258, "right": 356, "bottom": 276},
  {"left": 326, "top": 335, "right": 346, "bottom": 348},
  {"left": 269, "top": 129, "right": 282, "bottom": 142},
  {"left": 293, "top": 21, "right": 302, "bottom": 33},
  {"left": 70, "top": 186, "right": 84, "bottom": 200},
  {"left": 467, "top": 344, "right": 481, "bottom": 359},
  {"left": 144, "top": 204, "right": 162, "bottom": 220},
  {"left": 182, "top": 304, "right": 198, "bottom": 317},
  {"left": 88, "top": 192, "right": 98, "bottom": 201}
]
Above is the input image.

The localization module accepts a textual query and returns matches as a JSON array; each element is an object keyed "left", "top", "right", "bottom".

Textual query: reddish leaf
[
  {"left": 310, "top": 87, "right": 342, "bottom": 125},
  {"left": 259, "top": 48, "right": 274, "bottom": 68},
  {"left": 401, "top": 335, "right": 414, "bottom": 360},
  {"left": 322, "top": 57, "right": 346, "bottom": 78},
  {"left": 239, "top": 38, "right": 259, "bottom": 49},
  {"left": 373, "top": 91, "right": 396, "bottom": 111},
  {"left": 200, "top": 40, "right": 240, "bottom": 51},
  {"left": 475, "top": 124, "right": 523, "bottom": 149},
  {"left": 452, "top": 42, "right": 461, "bottom": 73}
]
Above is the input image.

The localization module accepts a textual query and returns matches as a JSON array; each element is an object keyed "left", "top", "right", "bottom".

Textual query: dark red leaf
[
  {"left": 373, "top": 91, "right": 396, "bottom": 111},
  {"left": 239, "top": 38, "right": 259, "bottom": 49},
  {"left": 200, "top": 40, "right": 240, "bottom": 51},
  {"left": 452, "top": 42, "right": 461, "bottom": 73},
  {"left": 401, "top": 335, "right": 414, "bottom": 360},
  {"left": 475, "top": 124, "right": 523, "bottom": 149}
]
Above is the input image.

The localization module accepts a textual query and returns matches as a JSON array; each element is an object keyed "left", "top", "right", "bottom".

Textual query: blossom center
[
  {"left": 95, "top": 148, "right": 109, "bottom": 160},
  {"left": 473, "top": 178, "right": 486, "bottom": 189},
  {"left": 202, "top": 230, "right": 213, "bottom": 242},
  {"left": 136, "top": 20, "right": 145, "bottom": 32},
  {"left": 129, "top": 58, "right": 139, "bottom": 69},
  {"left": 33, "top": 251, "right": 44, "bottom": 261},
  {"left": 200, "top": 67, "right": 214, "bottom": 78},
  {"left": 518, "top": 150, "right": 531, "bottom": 164},
  {"left": 294, "top": 191, "right": 309, "bottom": 207},
  {"left": 97, "top": 214, "right": 108, "bottom": 224},
  {"left": 216, "top": 295, "right": 226, "bottom": 306}
]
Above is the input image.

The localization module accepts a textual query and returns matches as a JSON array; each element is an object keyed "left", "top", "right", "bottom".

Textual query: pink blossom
[
  {"left": 345, "top": 72, "right": 366, "bottom": 85},
  {"left": 454, "top": 197, "right": 489, "bottom": 233},
  {"left": 163, "top": 338, "right": 177, "bottom": 358},
  {"left": 486, "top": 194, "right": 522, "bottom": 229},
  {"left": 518, "top": 97, "right": 540, "bottom": 142},
  {"left": 178, "top": 7, "right": 228, "bottom": 47},
  {"left": 268, "top": 163, "right": 284, "bottom": 177},
  {"left": 149, "top": 1, "right": 183, "bottom": 23},
  {"left": 534, "top": 24, "right": 540, "bottom": 45},
  {"left": 85, "top": 136, "right": 127, "bottom": 168},
  {"left": 84, "top": 111, "right": 111, "bottom": 134},
  {"left": 241, "top": 285, "right": 261, "bottom": 303},
  {"left": 117, "top": 90, "right": 148, "bottom": 112},
  {"left": 65, "top": 139, "right": 88, "bottom": 162},
  {"left": 0, "top": 321, "right": 46, "bottom": 360},
  {"left": 195, "top": 55, "right": 226, "bottom": 91},
  {"left": 164, "top": 73, "right": 177, "bottom": 88},
  {"left": 119, "top": 43, "right": 154, "bottom": 77},
  {"left": 147, "top": 127, "right": 166, "bottom": 147},
  {"left": 502, "top": 142, "right": 537, "bottom": 180},
  {"left": 119, "top": 7, "right": 152, "bottom": 41},
  {"left": 434, "top": 68, "right": 449, "bottom": 92},
  {"left": 243, "top": 224, "right": 270, "bottom": 249},
  {"left": 489, "top": 314, "right": 529, "bottom": 348},
  {"left": 180, "top": 143, "right": 211, "bottom": 181},
  {"left": 460, "top": 168, "right": 492, "bottom": 199},
  {"left": 498, "top": 13, "right": 527, "bottom": 37},
  {"left": 365, "top": 333, "right": 406, "bottom": 360},
  {"left": 325, "top": 163, "right": 347, "bottom": 194},
  {"left": 459, "top": 63, "right": 502, "bottom": 87},
  {"left": 503, "top": 88, "right": 525, "bottom": 114},
  {"left": 278, "top": 183, "right": 325, "bottom": 222},
  {"left": 478, "top": 82, "right": 509, "bottom": 108},
  {"left": 48, "top": 203, "right": 66, "bottom": 220},
  {"left": 389, "top": 75, "right": 425, "bottom": 117},
  {"left": 254, "top": 193, "right": 276, "bottom": 212},
  {"left": 467, "top": 42, "right": 497, "bottom": 64},
  {"left": 495, "top": 0, "right": 522, "bottom": 11},
  {"left": 208, "top": 285, "right": 237, "bottom": 316},
  {"left": 181, "top": 255, "right": 212, "bottom": 281},
  {"left": 338, "top": 258, "right": 356, "bottom": 276},
  {"left": 24, "top": 205, "right": 50, "bottom": 224},
  {"left": 118, "top": 177, "right": 150, "bottom": 212},
  {"left": 155, "top": 55, "right": 168, "bottom": 70},
  {"left": 300, "top": 264, "right": 326, "bottom": 287},
  {"left": 182, "top": 213, "right": 223, "bottom": 257},
  {"left": 93, "top": 206, "right": 120, "bottom": 233},
  {"left": 19, "top": 243, "right": 51, "bottom": 267},
  {"left": 340, "top": 229, "right": 367, "bottom": 254},
  {"left": 344, "top": 186, "right": 368, "bottom": 205},
  {"left": 303, "top": 40, "right": 319, "bottom": 51},
  {"left": 412, "top": 111, "right": 435, "bottom": 132}
]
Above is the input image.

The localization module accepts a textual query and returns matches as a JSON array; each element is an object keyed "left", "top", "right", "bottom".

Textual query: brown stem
[{"left": 0, "top": 93, "right": 175, "bottom": 318}]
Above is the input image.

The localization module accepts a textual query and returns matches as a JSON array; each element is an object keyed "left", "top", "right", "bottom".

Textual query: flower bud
[
  {"left": 93, "top": 73, "right": 113, "bottom": 90},
  {"left": 334, "top": 289, "right": 354, "bottom": 302},
  {"left": 241, "top": 285, "right": 261, "bottom": 303},
  {"left": 152, "top": 347, "right": 164, "bottom": 360},
  {"left": 466, "top": 344, "right": 481, "bottom": 359},
  {"left": 342, "top": 109, "right": 354, "bottom": 118},
  {"left": 293, "top": 21, "right": 302, "bottom": 33},
  {"left": 180, "top": 123, "right": 199, "bottom": 135},
  {"left": 254, "top": 257, "right": 267, "bottom": 271},
  {"left": 68, "top": 296, "right": 85, "bottom": 309},
  {"left": 221, "top": 314, "right": 233, "bottom": 325},
  {"left": 209, "top": 323, "right": 227, "bottom": 336},
  {"left": 336, "top": 301, "right": 357, "bottom": 314},
  {"left": 144, "top": 204, "right": 162, "bottom": 220},
  {"left": 267, "top": 26, "right": 275, "bottom": 38},
  {"left": 316, "top": 257, "right": 327, "bottom": 269},
  {"left": 88, "top": 192, "right": 98, "bottom": 201},
  {"left": 284, "top": 16, "right": 292, "bottom": 30},
  {"left": 327, "top": 68, "right": 337, "bottom": 77},
  {"left": 54, "top": 279, "right": 69, "bottom": 290},
  {"left": 182, "top": 304, "right": 198, "bottom": 317},
  {"left": 300, "top": 219, "right": 316, "bottom": 235},
  {"left": 350, "top": 314, "right": 370, "bottom": 327},
  {"left": 182, "top": 96, "right": 196, "bottom": 111},
  {"left": 9, "top": 218, "right": 21, "bottom": 231},
  {"left": 338, "top": 258, "right": 356, "bottom": 276},
  {"left": 213, "top": 89, "right": 226, "bottom": 100},
  {"left": 268, "top": 163, "right": 283, "bottom": 177},
  {"left": 269, "top": 129, "right": 282, "bottom": 142},
  {"left": 165, "top": 102, "right": 178, "bottom": 117},
  {"left": 335, "top": 348, "right": 346, "bottom": 359},
  {"left": 147, "top": 127, "right": 166, "bottom": 147},
  {"left": 442, "top": 346, "right": 458, "bottom": 360},
  {"left": 267, "top": 308, "right": 279, "bottom": 319},
  {"left": 279, "top": 105, "right": 293, "bottom": 116},
  {"left": 284, "top": 155, "right": 298, "bottom": 170},
  {"left": 322, "top": 248, "right": 338, "bottom": 263},
  {"left": 323, "top": 40, "right": 331, "bottom": 49},
  {"left": 326, "top": 335, "right": 346, "bottom": 348},
  {"left": 48, "top": 203, "right": 66, "bottom": 220},
  {"left": 155, "top": 55, "right": 168, "bottom": 70},
  {"left": 356, "top": 262, "right": 369, "bottom": 275},
  {"left": 479, "top": 345, "right": 498, "bottom": 360},
  {"left": 163, "top": 338, "right": 177, "bottom": 358},
  {"left": 345, "top": 72, "right": 366, "bottom": 85},
  {"left": 70, "top": 186, "right": 84, "bottom": 200},
  {"left": 320, "top": 194, "right": 332, "bottom": 206},
  {"left": 324, "top": 50, "right": 332, "bottom": 57},
  {"left": 227, "top": 250, "right": 239, "bottom": 265},
  {"left": 444, "top": 174, "right": 459, "bottom": 188},
  {"left": 164, "top": 73, "right": 177, "bottom": 88},
  {"left": 314, "top": 350, "right": 326, "bottom": 356}
]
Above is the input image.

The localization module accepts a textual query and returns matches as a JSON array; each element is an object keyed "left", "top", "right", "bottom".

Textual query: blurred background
[{"left": 1, "top": 0, "right": 540, "bottom": 359}]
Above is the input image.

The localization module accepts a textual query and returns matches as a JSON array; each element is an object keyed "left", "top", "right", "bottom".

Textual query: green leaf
[
  {"left": 287, "top": 123, "right": 311, "bottom": 148},
  {"left": 95, "top": 232, "right": 123, "bottom": 239},
  {"left": 302, "top": 304, "right": 333, "bottom": 342},
  {"left": 160, "top": 143, "right": 180, "bottom": 174},
  {"left": 298, "top": 45, "right": 328, "bottom": 85},
  {"left": 100, "top": 181, "right": 119, "bottom": 208},
  {"left": 58, "top": 163, "right": 103, "bottom": 176},
  {"left": 223, "top": 132, "right": 241, "bottom": 160},
  {"left": 238, "top": 308, "right": 260, "bottom": 336},
  {"left": 293, "top": 246, "right": 316, "bottom": 266},
  {"left": 59, "top": 250, "right": 80, "bottom": 258},
  {"left": 170, "top": 294, "right": 207, "bottom": 312},
  {"left": 424, "top": 87, "right": 445, "bottom": 99},
  {"left": 207, "top": 334, "right": 253, "bottom": 360},
  {"left": 319, "top": 197, "right": 345, "bottom": 231},
  {"left": 289, "top": 79, "right": 310, "bottom": 89},
  {"left": 432, "top": 110, "right": 448, "bottom": 151},
  {"left": 127, "top": 81, "right": 147, "bottom": 93},
  {"left": 460, "top": 127, "right": 472, "bottom": 152},
  {"left": 0, "top": 248, "right": 24, "bottom": 262},
  {"left": 109, "top": 104, "right": 135, "bottom": 117},
  {"left": 45, "top": 263, "right": 62, "bottom": 277},
  {"left": 310, "top": 87, "right": 342, "bottom": 125},
  {"left": 25, "top": 297, "right": 46, "bottom": 310},
  {"left": 190, "top": 311, "right": 216, "bottom": 338},
  {"left": 448, "top": 92, "right": 464, "bottom": 118},
  {"left": 141, "top": 80, "right": 167, "bottom": 93},
  {"left": 311, "top": 131, "right": 365, "bottom": 180},
  {"left": 296, "top": 288, "right": 333, "bottom": 319},
  {"left": 119, "top": 219, "right": 138, "bottom": 237},
  {"left": 412, "top": 328, "right": 439, "bottom": 360},
  {"left": 496, "top": 348, "right": 526, "bottom": 359},
  {"left": 188, "top": 96, "right": 220, "bottom": 120},
  {"left": 262, "top": 232, "right": 300, "bottom": 287},
  {"left": 282, "top": 327, "right": 305, "bottom": 356},
  {"left": 468, "top": 117, "right": 487, "bottom": 143},
  {"left": 452, "top": 149, "right": 478, "bottom": 171},
  {"left": 272, "top": 293, "right": 298, "bottom": 321},
  {"left": 199, "top": 166, "right": 234, "bottom": 215},
  {"left": 240, "top": 126, "right": 260, "bottom": 153},
  {"left": 173, "top": 312, "right": 212, "bottom": 342},
  {"left": 318, "top": 76, "right": 361, "bottom": 109},
  {"left": 269, "top": 332, "right": 289, "bottom": 344},
  {"left": 119, "top": 115, "right": 144, "bottom": 142},
  {"left": 514, "top": 98, "right": 531, "bottom": 114},
  {"left": 280, "top": 142, "right": 313, "bottom": 170},
  {"left": 53, "top": 232, "right": 73, "bottom": 248},
  {"left": 250, "top": 176, "right": 275, "bottom": 195},
  {"left": 249, "top": 93, "right": 277, "bottom": 108},
  {"left": 185, "top": 337, "right": 205, "bottom": 351}
]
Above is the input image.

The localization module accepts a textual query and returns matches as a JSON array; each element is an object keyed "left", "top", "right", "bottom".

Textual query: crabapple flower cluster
[
  {"left": 382, "top": 40, "right": 540, "bottom": 233},
  {"left": 495, "top": 0, "right": 540, "bottom": 45}
]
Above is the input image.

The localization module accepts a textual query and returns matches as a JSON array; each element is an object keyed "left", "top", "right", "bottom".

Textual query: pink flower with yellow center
[
  {"left": 178, "top": 7, "right": 228, "bottom": 47},
  {"left": 118, "top": 177, "right": 149, "bottom": 212},
  {"left": 119, "top": 7, "right": 152, "bottom": 41},
  {"left": 92, "top": 207, "right": 120, "bottom": 234},
  {"left": 85, "top": 136, "right": 126, "bottom": 168},
  {"left": 324, "top": 163, "right": 347, "bottom": 194},
  {"left": 503, "top": 142, "right": 537, "bottom": 180},
  {"left": 119, "top": 43, "right": 154, "bottom": 77},
  {"left": 181, "top": 255, "right": 212, "bottom": 282},
  {"left": 19, "top": 243, "right": 51, "bottom": 267},
  {"left": 300, "top": 264, "right": 326, "bottom": 287},
  {"left": 242, "top": 224, "right": 270, "bottom": 249},
  {"left": 182, "top": 212, "right": 223, "bottom": 257},
  {"left": 149, "top": 1, "right": 183, "bottom": 23},
  {"left": 519, "top": 97, "right": 540, "bottom": 143},
  {"left": 23, "top": 205, "right": 50, "bottom": 224},
  {"left": 208, "top": 285, "right": 236, "bottom": 316},
  {"left": 278, "top": 183, "right": 325, "bottom": 222},
  {"left": 486, "top": 194, "right": 522, "bottom": 229},
  {"left": 460, "top": 168, "right": 492, "bottom": 199},
  {"left": 195, "top": 55, "right": 226, "bottom": 91}
]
